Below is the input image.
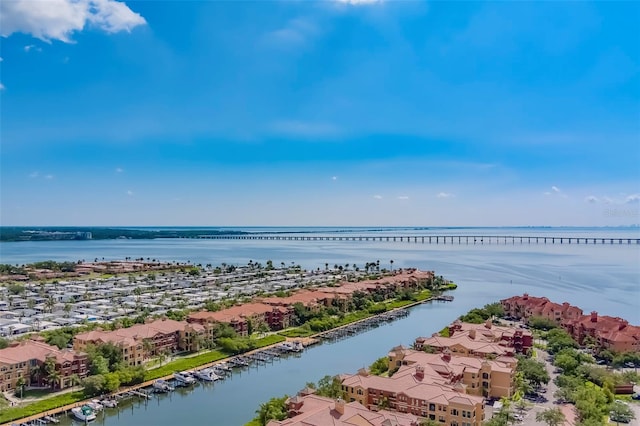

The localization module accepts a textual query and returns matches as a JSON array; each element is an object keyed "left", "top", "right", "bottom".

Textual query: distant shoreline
[{"left": 1, "top": 225, "right": 638, "bottom": 242}]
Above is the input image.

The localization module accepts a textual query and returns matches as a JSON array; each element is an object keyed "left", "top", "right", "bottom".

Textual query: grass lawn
[{"left": 0, "top": 391, "right": 86, "bottom": 424}]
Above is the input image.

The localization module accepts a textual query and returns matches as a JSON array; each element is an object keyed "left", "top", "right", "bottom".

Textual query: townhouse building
[
  {"left": 501, "top": 293, "right": 640, "bottom": 353},
  {"left": 73, "top": 318, "right": 205, "bottom": 367},
  {"left": 187, "top": 303, "right": 292, "bottom": 336},
  {"left": 0, "top": 337, "right": 88, "bottom": 392}
]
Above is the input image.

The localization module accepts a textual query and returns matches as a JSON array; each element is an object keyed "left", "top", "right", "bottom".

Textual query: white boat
[
  {"left": 280, "top": 341, "right": 304, "bottom": 352},
  {"left": 71, "top": 405, "right": 97, "bottom": 422},
  {"left": 152, "top": 379, "right": 174, "bottom": 392},
  {"left": 88, "top": 400, "right": 104, "bottom": 411},
  {"left": 193, "top": 368, "right": 220, "bottom": 382},
  {"left": 100, "top": 398, "right": 118, "bottom": 408},
  {"left": 174, "top": 371, "right": 196, "bottom": 385}
]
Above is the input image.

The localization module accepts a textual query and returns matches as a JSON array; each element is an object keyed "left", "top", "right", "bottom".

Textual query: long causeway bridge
[{"left": 193, "top": 234, "right": 640, "bottom": 245}]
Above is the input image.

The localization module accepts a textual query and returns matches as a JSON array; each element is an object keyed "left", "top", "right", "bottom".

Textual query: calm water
[{"left": 1, "top": 227, "right": 639, "bottom": 425}]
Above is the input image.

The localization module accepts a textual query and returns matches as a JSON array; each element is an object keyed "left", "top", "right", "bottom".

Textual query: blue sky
[{"left": 1, "top": 0, "right": 638, "bottom": 226}]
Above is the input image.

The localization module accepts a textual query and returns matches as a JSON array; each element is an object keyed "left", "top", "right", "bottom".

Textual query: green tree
[
  {"left": 43, "top": 356, "right": 59, "bottom": 390},
  {"left": 517, "top": 357, "right": 550, "bottom": 387},
  {"left": 103, "top": 372, "right": 121, "bottom": 393},
  {"left": 255, "top": 396, "right": 288, "bottom": 426},
  {"left": 369, "top": 357, "right": 389, "bottom": 376},
  {"left": 609, "top": 401, "right": 634, "bottom": 425},
  {"left": 82, "top": 375, "right": 106, "bottom": 396},
  {"left": 90, "top": 355, "right": 110, "bottom": 375},
  {"left": 573, "top": 383, "right": 608, "bottom": 424},
  {"left": 536, "top": 408, "right": 566, "bottom": 426},
  {"left": 0, "top": 337, "right": 8, "bottom": 349},
  {"left": 315, "top": 375, "right": 345, "bottom": 399},
  {"left": 554, "top": 352, "right": 580, "bottom": 374}
]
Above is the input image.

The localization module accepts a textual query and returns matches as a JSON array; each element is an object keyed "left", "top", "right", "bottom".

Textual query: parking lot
[{"left": 487, "top": 348, "right": 640, "bottom": 426}]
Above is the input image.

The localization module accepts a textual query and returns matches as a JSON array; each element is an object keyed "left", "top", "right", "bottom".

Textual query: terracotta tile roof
[
  {"left": 267, "top": 394, "right": 419, "bottom": 426},
  {"left": 0, "top": 340, "right": 84, "bottom": 365}
]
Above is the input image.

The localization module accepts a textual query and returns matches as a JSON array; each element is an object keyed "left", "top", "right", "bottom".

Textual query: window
[
  {"left": 451, "top": 409, "right": 459, "bottom": 416},
  {"left": 429, "top": 404, "right": 436, "bottom": 411},
  {"left": 482, "top": 373, "right": 489, "bottom": 379},
  {"left": 438, "top": 416, "right": 445, "bottom": 423}
]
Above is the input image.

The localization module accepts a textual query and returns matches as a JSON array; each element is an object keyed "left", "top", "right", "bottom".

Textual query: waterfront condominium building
[
  {"left": 187, "top": 302, "right": 293, "bottom": 336},
  {"left": 267, "top": 388, "right": 421, "bottom": 426},
  {"left": 73, "top": 318, "right": 206, "bottom": 367},
  {"left": 386, "top": 346, "right": 516, "bottom": 399},
  {"left": 501, "top": 293, "right": 640, "bottom": 353},
  {"left": 414, "top": 319, "right": 533, "bottom": 357},
  {"left": 0, "top": 336, "right": 89, "bottom": 392}
]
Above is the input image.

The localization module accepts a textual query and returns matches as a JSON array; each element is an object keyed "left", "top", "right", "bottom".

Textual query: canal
[{"left": 53, "top": 295, "right": 494, "bottom": 426}]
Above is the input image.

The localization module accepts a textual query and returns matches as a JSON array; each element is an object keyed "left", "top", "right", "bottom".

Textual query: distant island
[{"left": 0, "top": 227, "right": 247, "bottom": 242}]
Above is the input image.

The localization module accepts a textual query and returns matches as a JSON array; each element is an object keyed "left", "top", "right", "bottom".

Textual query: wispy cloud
[
  {"left": 585, "top": 195, "right": 598, "bottom": 203},
  {"left": 126, "top": 190, "right": 134, "bottom": 196},
  {"left": 331, "top": 176, "right": 338, "bottom": 181},
  {"left": 397, "top": 195, "right": 409, "bottom": 200},
  {"left": 437, "top": 192, "right": 455, "bottom": 198},
  {"left": 544, "top": 186, "right": 567, "bottom": 198},
  {"left": 264, "top": 18, "right": 319, "bottom": 49},
  {"left": 373, "top": 195, "right": 383, "bottom": 200},
  {"left": 626, "top": 193, "right": 640, "bottom": 204},
  {"left": 0, "top": 82, "right": 4, "bottom": 91},
  {"left": 115, "top": 167, "right": 124, "bottom": 173},
  {"left": 29, "top": 171, "right": 39, "bottom": 178},
  {"left": 24, "top": 44, "right": 41, "bottom": 52},
  {"left": 1, "top": 0, "right": 146, "bottom": 43},
  {"left": 44, "top": 174, "right": 54, "bottom": 180}
]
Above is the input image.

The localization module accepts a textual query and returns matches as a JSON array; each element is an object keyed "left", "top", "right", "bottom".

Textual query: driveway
[{"left": 517, "top": 348, "right": 575, "bottom": 426}]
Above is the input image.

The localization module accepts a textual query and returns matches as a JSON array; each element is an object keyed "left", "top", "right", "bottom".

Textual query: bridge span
[{"left": 191, "top": 235, "right": 640, "bottom": 245}]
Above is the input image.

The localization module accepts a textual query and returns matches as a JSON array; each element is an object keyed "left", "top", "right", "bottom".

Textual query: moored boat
[
  {"left": 174, "top": 371, "right": 196, "bottom": 385},
  {"left": 152, "top": 379, "right": 175, "bottom": 392},
  {"left": 71, "top": 405, "right": 97, "bottom": 422}
]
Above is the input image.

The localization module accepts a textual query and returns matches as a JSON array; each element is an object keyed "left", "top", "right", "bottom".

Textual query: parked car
[{"left": 631, "top": 393, "right": 640, "bottom": 401}]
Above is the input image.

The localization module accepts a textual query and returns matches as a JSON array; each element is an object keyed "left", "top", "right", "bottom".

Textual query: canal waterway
[{"left": 0, "top": 227, "right": 638, "bottom": 424}]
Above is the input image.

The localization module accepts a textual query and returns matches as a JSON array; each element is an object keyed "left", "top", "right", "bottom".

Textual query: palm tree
[
  {"left": 16, "top": 377, "right": 26, "bottom": 402},
  {"left": 390, "top": 259, "right": 394, "bottom": 271}
]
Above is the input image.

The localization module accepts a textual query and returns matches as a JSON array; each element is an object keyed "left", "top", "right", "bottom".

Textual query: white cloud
[
  {"left": 126, "top": 190, "right": 133, "bottom": 196},
  {"left": 603, "top": 196, "right": 613, "bottom": 204},
  {"left": 545, "top": 186, "right": 567, "bottom": 198},
  {"left": 265, "top": 18, "right": 318, "bottom": 48},
  {"left": 24, "top": 44, "right": 41, "bottom": 52},
  {"left": 0, "top": 82, "right": 4, "bottom": 91},
  {"left": 0, "top": 56, "right": 3, "bottom": 62},
  {"left": 585, "top": 195, "right": 598, "bottom": 203},
  {"left": 331, "top": 176, "right": 337, "bottom": 181},
  {"left": 29, "top": 171, "right": 39, "bottom": 178},
  {"left": 437, "top": 192, "right": 455, "bottom": 198},
  {"left": 626, "top": 194, "right": 640, "bottom": 204},
  {"left": 373, "top": 195, "right": 383, "bottom": 200},
  {"left": 44, "top": 174, "right": 54, "bottom": 180},
  {"left": 397, "top": 196, "right": 409, "bottom": 200},
  {"left": 0, "top": 0, "right": 146, "bottom": 43},
  {"left": 115, "top": 167, "right": 124, "bottom": 173}
]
